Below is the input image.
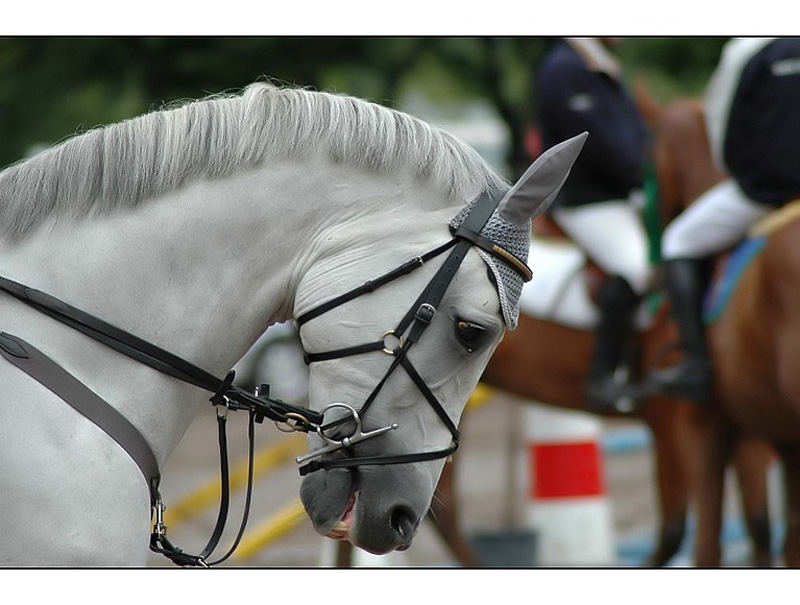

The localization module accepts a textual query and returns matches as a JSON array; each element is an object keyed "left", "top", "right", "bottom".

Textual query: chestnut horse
[
  {"left": 641, "top": 93, "right": 800, "bottom": 567},
  {"left": 636, "top": 90, "right": 782, "bottom": 566},
  {"left": 462, "top": 253, "right": 773, "bottom": 567},
  {"left": 425, "top": 102, "right": 778, "bottom": 569},
  {"left": 410, "top": 95, "right": 776, "bottom": 568}
]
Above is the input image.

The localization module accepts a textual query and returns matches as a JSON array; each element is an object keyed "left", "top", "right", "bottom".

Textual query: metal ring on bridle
[
  {"left": 274, "top": 411, "right": 311, "bottom": 433},
  {"left": 295, "top": 402, "right": 398, "bottom": 465},
  {"left": 382, "top": 330, "right": 404, "bottom": 355},
  {"left": 318, "top": 402, "right": 361, "bottom": 443}
]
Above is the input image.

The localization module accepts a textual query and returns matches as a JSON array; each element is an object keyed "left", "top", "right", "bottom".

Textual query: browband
[{"left": 451, "top": 225, "right": 533, "bottom": 282}]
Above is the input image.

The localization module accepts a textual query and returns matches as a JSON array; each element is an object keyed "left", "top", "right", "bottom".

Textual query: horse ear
[{"left": 497, "top": 132, "right": 588, "bottom": 226}]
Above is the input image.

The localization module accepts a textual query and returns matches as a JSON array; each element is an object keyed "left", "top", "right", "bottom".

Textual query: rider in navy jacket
[
  {"left": 723, "top": 39, "right": 800, "bottom": 206},
  {"left": 535, "top": 38, "right": 651, "bottom": 412},
  {"left": 538, "top": 39, "right": 649, "bottom": 209},
  {"left": 648, "top": 37, "right": 800, "bottom": 404}
]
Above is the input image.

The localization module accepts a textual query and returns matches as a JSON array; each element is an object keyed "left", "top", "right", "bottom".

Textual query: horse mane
[{"left": 0, "top": 82, "right": 507, "bottom": 239}]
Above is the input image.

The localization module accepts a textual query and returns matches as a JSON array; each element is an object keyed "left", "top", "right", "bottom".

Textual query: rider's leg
[
  {"left": 587, "top": 274, "right": 640, "bottom": 409},
  {"left": 550, "top": 198, "right": 652, "bottom": 410},
  {"left": 646, "top": 257, "right": 714, "bottom": 403},
  {"left": 647, "top": 179, "right": 771, "bottom": 403}
]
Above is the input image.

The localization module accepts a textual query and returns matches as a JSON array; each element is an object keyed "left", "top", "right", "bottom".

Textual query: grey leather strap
[{"left": 0, "top": 331, "right": 160, "bottom": 506}]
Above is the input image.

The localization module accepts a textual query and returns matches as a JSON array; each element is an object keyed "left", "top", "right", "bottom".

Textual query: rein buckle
[{"left": 295, "top": 402, "right": 398, "bottom": 464}]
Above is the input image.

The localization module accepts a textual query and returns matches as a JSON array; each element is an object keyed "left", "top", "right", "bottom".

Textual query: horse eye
[{"left": 455, "top": 320, "right": 487, "bottom": 353}]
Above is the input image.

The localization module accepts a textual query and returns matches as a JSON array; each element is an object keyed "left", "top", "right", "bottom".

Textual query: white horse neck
[{"left": 0, "top": 153, "right": 453, "bottom": 461}]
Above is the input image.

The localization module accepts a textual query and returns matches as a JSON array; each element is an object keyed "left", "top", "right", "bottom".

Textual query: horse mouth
[{"left": 326, "top": 490, "right": 357, "bottom": 540}]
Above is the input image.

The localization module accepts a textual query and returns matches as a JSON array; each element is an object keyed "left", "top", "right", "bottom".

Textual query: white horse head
[
  {"left": 293, "top": 132, "right": 586, "bottom": 553},
  {"left": 0, "top": 82, "right": 583, "bottom": 563}
]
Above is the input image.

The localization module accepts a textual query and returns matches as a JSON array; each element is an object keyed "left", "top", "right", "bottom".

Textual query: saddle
[{"left": 704, "top": 199, "right": 800, "bottom": 324}]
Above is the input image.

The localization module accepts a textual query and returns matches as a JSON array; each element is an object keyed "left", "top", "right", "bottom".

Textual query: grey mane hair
[{"left": 0, "top": 82, "right": 508, "bottom": 239}]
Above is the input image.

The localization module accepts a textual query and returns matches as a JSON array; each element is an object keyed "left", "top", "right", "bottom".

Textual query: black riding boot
[
  {"left": 587, "top": 275, "right": 640, "bottom": 412},
  {"left": 645, "top": 258, "right": 713, "bottom": 404}
]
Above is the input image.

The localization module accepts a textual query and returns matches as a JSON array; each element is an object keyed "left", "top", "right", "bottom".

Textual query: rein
[
  {"left": 0, "top": 275, "right": 323, "bottom": 567},
  {"left": 0, "top": 275, "right": 324, "bottom": 429}
]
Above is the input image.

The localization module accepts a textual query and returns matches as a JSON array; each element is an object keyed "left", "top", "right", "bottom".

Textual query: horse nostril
[{"left": 389, "top": 505, "right": 416, "bottom": 540}]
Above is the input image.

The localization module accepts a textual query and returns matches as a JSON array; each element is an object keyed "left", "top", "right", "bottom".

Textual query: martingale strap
[
  {"left": 0, "top": 274, "right": 321, "bottom": 567},
  {"left": 0, "top": 332, "right": 161, "bottom": 504},
  {"left": 150, "top": 409, "right": 256, "bottom": 567},
  {"left": 0, "top": 330, "right": 255, "bottom": 568}
]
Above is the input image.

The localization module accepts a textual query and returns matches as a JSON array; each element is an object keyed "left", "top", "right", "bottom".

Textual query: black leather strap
[
  {"left": 0, "top": 277, "right": 291, "bottom": 567},
  {"left": 298, "top": 334, "right": 461, "bottom": 476},
  {"left": 303, "top": 341, "right": 385, "bottom": 365},
  {"left": 452, "top": 225, "right": 532, "bottom": 282},
  {"left": 398, "top": 354, "right": 459, "bottom": 437},
  {"left": 149, "top": 409, "right": 257, "bottom": 567},
  {"left": 299, "top": 346, "right": 459, "bottom": 476},
  {"left": 0, "top": 275, "right": 323, "bottom": 428},
  {"left": 295, "top": 240, "right": 458, "bottom": 328},
  {"left": 206, "top": 409, "right": 256, "bottom": 565},
  {"left": 298, "top": 437, "right": 458, "bottom": 476},
  {"left": 149, "top": 411, "right": 231, "bottom": 566},
  {"left": 0, "top": 331, "right": 161, "bottom": 506},
  {"left": 0, "top": 330, "right": 257, "bottom": 568}
]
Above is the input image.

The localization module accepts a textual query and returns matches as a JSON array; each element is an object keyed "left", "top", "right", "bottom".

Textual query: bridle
[
  {"left": 0, "top": 188, "right": 530, "bottom": 566},
  {"left": 293, "top": 189, "right": 531, "bottom": 475}
]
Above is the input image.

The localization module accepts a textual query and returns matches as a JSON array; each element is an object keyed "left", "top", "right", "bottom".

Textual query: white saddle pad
[
  {"left": 520, "top": 238, "right": 599, "bottom": 330},
  {"left": 520, "top": 238, "right": 653, "bottom": 331}
]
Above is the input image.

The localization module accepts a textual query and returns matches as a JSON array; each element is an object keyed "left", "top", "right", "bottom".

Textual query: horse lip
[{"left": 326, "top": 490, "right": 357, "bottom": 539}]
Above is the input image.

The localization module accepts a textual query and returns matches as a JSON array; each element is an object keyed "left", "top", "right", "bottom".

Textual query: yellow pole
[
  {"left": 466, "top": 382, "right": 494, "bottom": 410},
  {"left": 232, "top": 498, "right": 308, "bottom": 562}
]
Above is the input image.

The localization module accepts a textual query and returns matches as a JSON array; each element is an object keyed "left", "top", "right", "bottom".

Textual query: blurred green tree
[{"left": 0, "top": 36, "right": 727, "bottom": 173}]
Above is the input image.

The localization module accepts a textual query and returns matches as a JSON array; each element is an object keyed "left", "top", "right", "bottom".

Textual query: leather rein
[{"left": 0, "top": 189, "right": 530, "bottom": 566}]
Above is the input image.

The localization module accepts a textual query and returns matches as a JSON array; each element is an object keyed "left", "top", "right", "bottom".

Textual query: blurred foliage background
[{"left": 0, "top": 37, "right": 728, "bottom": 175}]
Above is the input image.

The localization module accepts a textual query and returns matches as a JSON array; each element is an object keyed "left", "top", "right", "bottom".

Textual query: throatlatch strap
[{"left": 0, "top": 331, "right": 160, "bottom": 506}]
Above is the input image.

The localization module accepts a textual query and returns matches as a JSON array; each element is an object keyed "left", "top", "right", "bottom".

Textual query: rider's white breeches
[
  {"left": 661, "top": 179, "right": 771, "bottom": 260},
  {"left": 550, "top": 198, "right": 652, "bottom": 295}
]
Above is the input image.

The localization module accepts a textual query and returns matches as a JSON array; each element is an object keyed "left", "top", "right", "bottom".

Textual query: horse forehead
[{"left": 449, "top": 250, "right": 501, "bottom": 306}]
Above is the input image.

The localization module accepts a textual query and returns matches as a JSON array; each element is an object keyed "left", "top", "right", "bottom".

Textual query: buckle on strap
[{"left": 415, "top": 303, "right": 436, "bottom": 325}]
